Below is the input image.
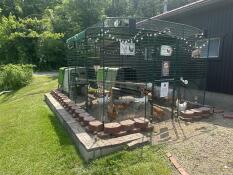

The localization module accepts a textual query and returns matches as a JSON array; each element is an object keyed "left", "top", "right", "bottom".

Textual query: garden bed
[{"left": 45, "top": 91, "right": 151, "bottom": 161}]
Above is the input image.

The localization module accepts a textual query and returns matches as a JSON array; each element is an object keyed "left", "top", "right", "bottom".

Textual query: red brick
[
  {"left": 89, "top": 120, "right": 104, "bottom": 132},
  {"left": 97, "top": 131, "right": 109, "bottom": 139},
  {"left": 134, "top": 117, "right": 149, "bottom": 129},
  {"left": 112, "top": 131, "right": 127, "bottom": 137},
  {"left": 214, "top": 108, "right": 224, "bottom": 113},
  {"left": 120, "top": 119, "right": 135, "bottom": 131},
  {"left": 224, "top": 113, "right": 233, "bottom": 119},
  {"left": 128, "top": 127, "right": 141, "bottom": 134},
  {"left": 168, "top": 154, "right": 190, "bottom": 175},
  {"left": 104, "top": 122, "right": 122, "bottom": 134}
]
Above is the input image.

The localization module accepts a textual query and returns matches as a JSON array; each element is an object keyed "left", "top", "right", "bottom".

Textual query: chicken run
[{"left": 57, "top": 17, "right": 211, "bottom": 135}]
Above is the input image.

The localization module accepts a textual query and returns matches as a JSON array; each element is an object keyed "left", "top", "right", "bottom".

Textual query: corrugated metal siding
[{"left": 160, "top": 3, "right": 233, "bottom": 94}]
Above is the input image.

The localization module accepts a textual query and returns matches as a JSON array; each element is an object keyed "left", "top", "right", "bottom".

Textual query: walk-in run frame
[{"left": 65, "top": 17, "right": 208, "bottom": 123}]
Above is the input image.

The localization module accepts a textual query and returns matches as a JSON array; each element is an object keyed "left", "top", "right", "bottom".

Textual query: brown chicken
[
  {"left": 153, "top": 106, "right": 165, "bottom": 121},
  {"left": 107, "top": 88, "right": 118, "bottom": 121},
  {"left": 107, "top": 104, "right": 118, "bottom": 121},
  {"left": 115, "top": 103, "right": 129, "bottom": 110}
]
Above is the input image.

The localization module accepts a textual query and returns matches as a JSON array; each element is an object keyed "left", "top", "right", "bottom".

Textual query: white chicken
[
  {"left": 97, "top": 94, "right": 109, "bottom": 104},
  {"left": 176, "top": 99, "right": 187, "bottom": 112}
]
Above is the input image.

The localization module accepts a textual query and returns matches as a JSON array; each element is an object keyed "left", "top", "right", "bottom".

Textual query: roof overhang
[
  {"left": 151, "top": 0, "right": 228, "bottom": 20},
  {"left": 66, "top": 30, "right": 86, "bottom": 44}
]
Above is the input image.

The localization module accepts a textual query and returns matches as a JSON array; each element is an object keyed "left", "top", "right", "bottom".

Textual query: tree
[
  {"left": 51, "top": 0, "right": 110, "bottom": 38},
  {"left": 0, "top": 15, "right": 64, "bottom": 70},
  {"left": 0, "top": 0, "right": 23, "bottom": 17},
  {"left": 0, "top": 0, "right": 199, "bottom": 70}
]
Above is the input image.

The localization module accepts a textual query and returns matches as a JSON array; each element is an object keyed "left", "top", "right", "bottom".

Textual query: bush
[{"left": 0, "top": 64, "right": 34, "bottom": 91}]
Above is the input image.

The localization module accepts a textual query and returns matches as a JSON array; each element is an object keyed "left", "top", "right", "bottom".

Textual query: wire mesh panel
[{"left": 66, "top": 17, "right": 208, "bottom": 123}]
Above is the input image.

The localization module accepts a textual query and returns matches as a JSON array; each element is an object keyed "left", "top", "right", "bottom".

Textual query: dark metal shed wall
[{"left": 158, "top": 2, "right": 233, "bottom": 95}]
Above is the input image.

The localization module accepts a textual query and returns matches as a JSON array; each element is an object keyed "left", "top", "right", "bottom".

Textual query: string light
[{"left": 84, "top": 27, "right": 205, "bottom": 53}]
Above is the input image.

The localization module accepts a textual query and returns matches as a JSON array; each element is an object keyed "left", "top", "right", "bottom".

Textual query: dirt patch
[{"left": 152, "top": 114, "right": 233, "bottom": 175}]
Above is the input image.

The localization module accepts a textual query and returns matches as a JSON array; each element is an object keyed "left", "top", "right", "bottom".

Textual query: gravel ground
[{"left": 152, "top": 114, "right": 233, "bottom": 175}]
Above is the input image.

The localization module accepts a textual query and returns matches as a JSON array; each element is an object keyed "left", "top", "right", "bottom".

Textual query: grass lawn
[{"left": 0, "top": 75, "right": 172, "bottom": 175}]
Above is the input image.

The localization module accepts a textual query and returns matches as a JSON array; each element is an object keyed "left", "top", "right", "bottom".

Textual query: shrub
[{"left": 0, "top": 64, "right": 34, "bottom": 91}]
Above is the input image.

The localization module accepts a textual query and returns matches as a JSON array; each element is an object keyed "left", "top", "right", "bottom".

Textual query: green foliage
[
  {"left": 0, "top": 64, "right": 34, "bottom": 90},
  {"left": 0, "top": 15, "right": 64, "bottom": 70},
  {"left": 0, "top": 0, "right": 199, "bottom": 70},
  {"left": 51, "top": 0, "right": 110, "bottom": 37}
]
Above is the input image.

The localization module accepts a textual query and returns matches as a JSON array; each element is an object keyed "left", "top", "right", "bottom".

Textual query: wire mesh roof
[{"left": 66, "top": 17, "right": 203, "bottom": 45}]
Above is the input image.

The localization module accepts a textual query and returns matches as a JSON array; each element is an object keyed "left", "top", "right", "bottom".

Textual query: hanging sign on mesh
[
  {"left": 120, "top": 42, "right": 135, "bottom": 55},
  {"left": 160, "top": 45, "right": 173, "bottom": 56},
  {"left": 162, "top": 61, "right": 170, "bottom": 76},
  {"left": 160, "top": 82, "right": 169, "bottom": 98}
]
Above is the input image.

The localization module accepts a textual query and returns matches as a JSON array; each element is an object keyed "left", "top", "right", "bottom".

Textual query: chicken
[
  {"left": 107, "top": 104, "right": 118, "bottom": 121},
  {"left": 176, "top": 99, "right": 187, "bottom": 112},
  {"left": 107, "top": 88, "right": 118, "bottom": 121},
  {"left": 153, "top": 106, "right": 165, "bottom": 121},
  {"left": 192, "top": 49, "right": 201, "bottom": 58},
  {"left": 115, "top": 103, "right": 129, "bottom": 110}
]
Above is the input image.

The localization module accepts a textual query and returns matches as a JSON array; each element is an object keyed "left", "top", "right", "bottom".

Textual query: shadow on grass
[
  {"left": 0, "top": 90, "right": 18, "bottom": 104},
  {"left": 0, "top": 89, "right": 51, "bottom": 104},
  {"left": 47, "top": 113, "right": 85, "bottom": 163},
  {"left": 49, "top": 76, "right": 58, "bottom": 81},
  {"left": 33, "top": 75, "right": 58, "bottom": 81},
  {"left": 0, "top": 76, "right": 57, "bottom": 104},
  {"left": 48, "top": 113, "right": 73, "bottom": 146}
]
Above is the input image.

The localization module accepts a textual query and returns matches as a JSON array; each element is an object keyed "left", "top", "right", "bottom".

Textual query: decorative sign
[
  {"left": 161, "top": 61, "right": 170, "bottom": 76},
  {"left": 120, "top": 42, "right": 135, "bottom": 56},
  {"left": 114, "top": 19, "right": 120, "bottom": 27},
  {"left": 160, "top": 45, "right": 173, "bottom": 56},
  {"left": 160, "top": 82, "right": 169, "bottom": 98}
]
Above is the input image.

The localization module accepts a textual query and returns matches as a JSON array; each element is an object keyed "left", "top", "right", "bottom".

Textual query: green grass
[{"left": 0, "top": 75, "right": 172, "bottom": 175}]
